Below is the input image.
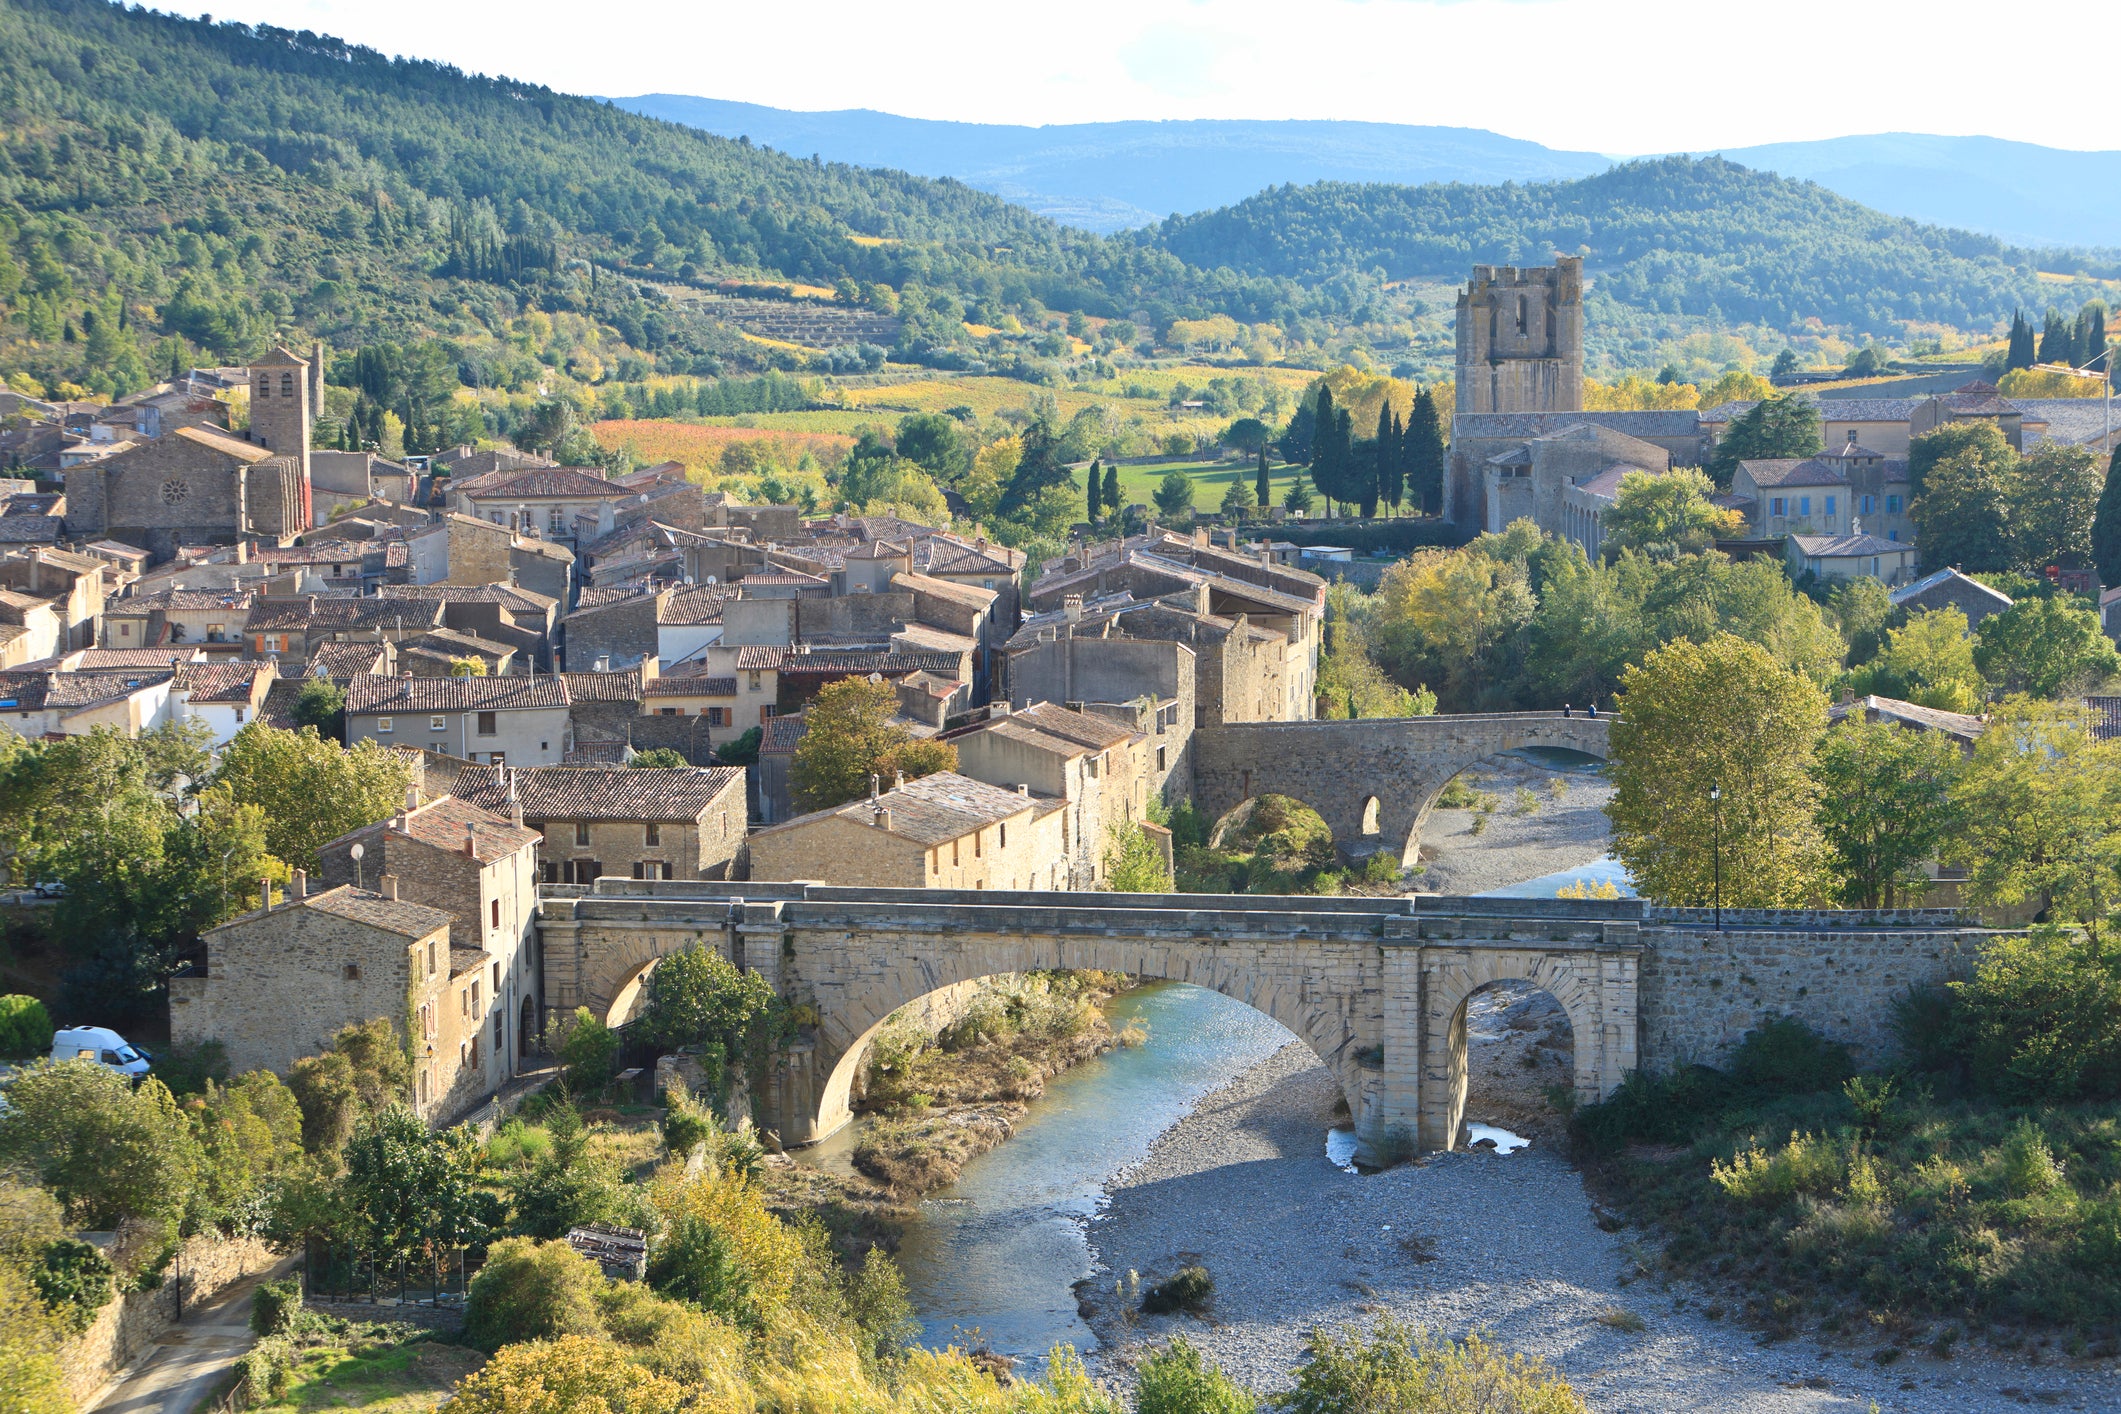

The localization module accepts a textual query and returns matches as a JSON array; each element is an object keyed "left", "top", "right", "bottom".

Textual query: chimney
[
  {"left": 291, "top": 868, "right": 307, "bottom": 899},
  {"left": 508, "top": 768, "right": 523, "bottom": 827},
  {"left": 991, "top": 701, "right": 1011, "bottom": 717},
  {"left": 260, "top": 878, "right": 273, "bottom": 912},
  {"left": 1063, "top": 594, "right": 1083, "bottom": 625},
  {"left": 1016, "top": 783, "right": 1029, "bottom": 796},
  {"left": 870, "top": 773, "right": 881, "bottom": 802},
  {"left": 235, "top": 540, "right": 248, "bottom": 565},
  {"left": 380, "top": 874, "right": 399, "bottom": 901},
  {"left": 894, "top": 769, "right": 906, "bottom": 789},
  {"left": 873, "top": 806, "right": 892, "bottom": 831},
  {"left": 464, "top": 821, "right": 478, "bottom": 857}
]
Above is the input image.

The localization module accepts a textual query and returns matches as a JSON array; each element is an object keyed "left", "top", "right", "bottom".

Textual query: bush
[
  {"left": 30, "top": 1238, "right": 114, "bottom": 1333},
  {"left": 1279, "top": 1322, "right": 1583, "bottom": 1414},
  {"left": 661, "top": 1080, "right": 716, "bottom": 1159},
  {"left": 1141, "top": 1264, "right": 1213, "bottom": 1315},
  {"left": 557, "top": 1008, "right": 619, "bottom": 1093},
  {"left": 1137, "top": 1336, "right": 1256, "bottom": 1414},
  {"left": 232, "top": 1337, "right": 295, "bottom": 1407},
  {"left": 249, "top": 1275, "right": 301, "bottom": 1338},
  {"left": 1726, "top": 1016, "right": 1853, "bottom": 1094},
  {"left": 464, "top": 1237, "right": 607, "bottom": 1352},
  {"left": 1951, "top": 928, "right": 2121, "bottom": 1100},
  {"left": 0, "top": 996, "right": 52, "bottom": 1060}
]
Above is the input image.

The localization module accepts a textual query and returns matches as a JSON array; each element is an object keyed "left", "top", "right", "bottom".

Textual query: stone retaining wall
[{"left": 58, "top": 1234, "right": 282, "bottom": 1408}]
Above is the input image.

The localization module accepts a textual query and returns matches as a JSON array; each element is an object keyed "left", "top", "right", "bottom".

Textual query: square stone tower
[
  {"left": 248, "top": 345, "right": 313, "bottom": 465},
  {"left": 1455, "top": 257, "right": 1584, "bottom": 415}
]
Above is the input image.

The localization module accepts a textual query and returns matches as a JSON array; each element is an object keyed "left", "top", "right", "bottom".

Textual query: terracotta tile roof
[
  {"left": 245, "top": 596, "right": 444, "bottom": 633},
  {"left": 771, "top": 648, "right": 967, "bottom": 677},
  {"left": 399, "top": 629, "right": 517, "bottom": 665},
  {"left": 345, "top": 674, "right": 570, "bottom": 714},
  {"left": 308, "top": 641, "right": 389, "bottom": 678},
  {"left": 644, "top": 674, "right": 735, "bottom": 698},
  {"left": 116, "top": 588, "right": 255, "bottom": 613},
  {"left": 1012, "top": 700, "right": 1140, "bottom": 748},
  {"left": 448, "top": 763, "right": 744, "bottom": 822},
  {"left": 1740, "top": 458, "right": 1849, "bottom": 489},
  {"left": 327, "top": 794, "right": 540, "bottom": 863},
  {"left": 296, "top": 884, "right": 453, "bottom": 938},
  {"left": 174, "top": 661, "right": 271, "bottom": 703},
  {"left": 891, "top": 570, "right": 997, "bottom": 609},
  {"left": 0, "top": 516, "right": 62, "bottom": 544},
  {"left": 758, "top": 770, "right": 1042, "bottom": 847},
  {"left": 52, "top": 647, "right": 207, "bottom": 671},
  {"left": 1789, "top": 532, "right": 1911, "bottom": 557},
  {"left": 167, "top": 425, "right": 277, "bottom": 463},
  {"left": 377, "top": 582, "right": 557, "bottom": 612},
  {"left": 561, "top": 669, "right": 645, "bottom": 703},
  {"left": 760, "top": 713, "right": 808, "bottom": 755},
  {"left": 733, "top": 645, "right": 787, "bottom": 670},
  {"left": 917, "top": 536, "right": 1023, "bottom": 576},
  {"left": 1830, "top": 694, "right": 1987, "bottom": 743},
  {"left": 460, "top": 467, "right": 630, "bottom": 501},
  {"left": 0, "top": 669, "right": 171, "bottom": 711},
  {"left": 660, "top": 585, "right": 733, "bottom": 626}
]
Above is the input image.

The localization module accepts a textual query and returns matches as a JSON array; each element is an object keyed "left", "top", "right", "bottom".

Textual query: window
[
  {"left": 1156, "top": 746, "right": 1168, "bottom": 770},
  {"left": 471, "top": 979, "right": 481, "bottom": 1013},
  {"left": 707, "top": 707, "right": 727, "bottom": 727},
  {"left": 492, "top": 961, "right": 500, "bottom": 991},
  {"left": 420, "top": 1003, "right": 435, "bottom": 1039},
  {"left": 1825, "top": 496, "right": 1837, "bottom": 517},
  {"left": 548, "top": 508, "right": 564, "bottom": 533},
  {"left": 633, "top": 861, "right": 668, "bottom": 880},
  {"left": 645, "top": 822, "right": 661, "bottom": 846},
  {"left": 999, "top": 823, "right": 1007, "bottom": 848},
  {"left": 1860, "top": 494, "right": 1876, "bottom": 515},
  {"left": 492, "top": 1010, "right": 504, "bottom": 1050},
  {"left": 279, "top": 372, "right": 294, "bottom": 397},
  {"left": 426, "top": 941, "right": 436, "bottom": 976},
  {"left": 119, "top": 622, "right": 130, "bottom": 638},
  {"left": 660, "top": 707, "right": 678, "bottom": 717},
  {"left": 490, "top": 898, "right": 500, "bottom": 930},
  {"left": 419, "top": 1070, "right": 430, "bottom": 1106},
  {"left": 1798, "top": 496, "right": 1811, "bottom": 516},
  {"left": 1887, "top": 494, "right": 1902, "bottom": 513},
  {"left": 476, "top": 711, "right": 497, "bottom": 736},
  {"left": 952, "top": 839, "right": 960, "bottom": 866},
  {"left": 344, "top": 963, "right": 360, "bottom": 981},
  {"left": 574, "top": 822, "right": 590, "bottom": 846},
  {"left": 430, "top": 715, "right": 447, "bottom": 732},
  {"left": 542, "top": 860, "right": 558, "bottom": 883},
  {"left": 974, "top": 831, "right": 982, "bottom": 859},
  {"left": 747, "top": 671, "right": 761, "bottom": 689},
  {"left": 932, "top": 850, "right": 941, "bottom": 876},
  {"left": 376, "top": 717, "right": 393, "bottom": 733}
]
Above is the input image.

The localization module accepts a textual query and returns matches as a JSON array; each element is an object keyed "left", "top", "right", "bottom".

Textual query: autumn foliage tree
[{"left": 789, "top": 677, "right": 957, "bottom": 813}]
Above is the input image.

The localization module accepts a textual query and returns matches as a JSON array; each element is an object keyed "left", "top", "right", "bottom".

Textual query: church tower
[
  {"left": 1454, "top": 257, "right": 1584, "bottom": 415},
  {"left": 247, "top": 345, "right": 314, "bottom": 533}
]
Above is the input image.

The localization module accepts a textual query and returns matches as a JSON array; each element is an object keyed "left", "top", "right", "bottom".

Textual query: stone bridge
[
  {"left": 537, "top": 881, "right": 1979, "bottom": 1162},
  {"left": 1193, "top": 712, "right": 1611, "bottom": 863}
]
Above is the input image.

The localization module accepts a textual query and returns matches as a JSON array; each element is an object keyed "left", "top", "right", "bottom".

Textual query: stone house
[
  {"left": 1894, "top": 568, "right": 2013, "bottom": 629},
  {"left": 748, "top": 770, "right": 1068, "bottom": 890},
  {"left": 1819, "top": 437, "right": 1914, "bottom": 544},
  {"left": 752, "top": 712, "right": 807, "bottom": 824},
  {"left": 657, "top": 583, "right": 731, "bottom": 669},
  {"left": 446, "top": 764, "right": 747, "bottom": 885},
  {"left": 317, "top": 793, "right": 543, "bottom": 1075},
  {"left": 562, "top": 587, "right": 666, "bottom": 671},
  {"left": 443, "top": 513, "right": 574, "bottom": 603},
  {"left": 642, "top": 669, "right": 746, "bottom": 743},
  {"left": 0, "top": 548, "right": 107, "bottom": 651},
  {"left": 945, "top": 701, "right": 1154, "bottom": 889},
  {"left": 0, "top": 667, "right": 173, "bottom": 738},
  {"left": 560, "top": 666, "right": 649, "bottom": 757},
  {"left": 378, "top": 583, "right": 559, "bottom": 670},
  {"left": 1004, "top": 589, "right": 1290, "bottom": 729},
  {"left": 170, "top": 876, "right": 492, "bottom": 1125},
  {"left": 0, "top": 592, "right": 60, "bottom": 667},
  {"left": 345, "top": 673, "right": 573, "bottom": 765},
  {"left": 397, "top": 627, "right": 519, "bottom": 678},
  {"left": 103, "top": 588, "right": 254, "bottom": 657},
  {"left": 1733, "top": 458, "right": 1849, "bottom": 539},
  {"left": 310, "top": 451, "right": 415, "bottom": 512},
  {"left": 172, "top": 660, "right": 276, "bottom": 746},
  {"left": 243, "top": 595, "right": 443, "bottom": 665},
  {"left": 457, "top": 466, "right": 633, "bottom": 546},
  {"left": 1785, "top": 532, "right": 1919, "bottom": 587}
]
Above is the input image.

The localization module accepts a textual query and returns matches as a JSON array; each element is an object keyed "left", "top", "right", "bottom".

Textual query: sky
[{"left": 158, "top": 0, "right": 2121, "bottom": 156}]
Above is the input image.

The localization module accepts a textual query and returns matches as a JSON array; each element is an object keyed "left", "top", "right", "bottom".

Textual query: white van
[{"left": 51, "top": 1027, "right": 152, "bottom": 1077}]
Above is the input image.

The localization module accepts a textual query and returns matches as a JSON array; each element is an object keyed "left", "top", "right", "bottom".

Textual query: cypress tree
[
  {"left": 2093, "top": 446, "right": 2121, "bottom": 591},
  {"left": 1378, "top": 406, "right": 1405, "bottom": 514},
  {"left": 1311, "top": 384, "right": 1339, "bottom": 513},
  {"left": 1102, "top": 463, "right": 1120, "bottom": 521},
  {"left": 2007, "top": 311, "right": 2036, "bottom": 371},
  {"left": 2089, "top": 306, "right": 2110, "bottom": 381},
  {"left": 1086, "top": 457, "right": 1103, "bottom": 523},
  {"left": 1333, "top": 406, "right": 1355, "bottom": 515},
  {"left": 1255, "top": 446, "right": 1270, "bottom": 510},
  {"left": 1406, "top": 388, "right": 1446, "bottom": 516},
  {"left": 2039, "top": 308, "right": 2070, "bottom": 366}
]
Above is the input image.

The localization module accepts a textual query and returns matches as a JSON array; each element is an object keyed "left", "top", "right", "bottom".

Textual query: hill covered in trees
[
  {"left": 0, "top": 0, "right": 1308, "bottom": 393},
  {"left": 1144, "top": 157, "right": 2117, "bottom": 341}
]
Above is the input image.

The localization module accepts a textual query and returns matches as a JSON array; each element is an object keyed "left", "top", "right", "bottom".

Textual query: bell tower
[
  {"left": 248, "top": 345, "right": 313, "bottom": 466},
  {"left": 1454, "top": 257, "right": 1584, "bottom": 415}
]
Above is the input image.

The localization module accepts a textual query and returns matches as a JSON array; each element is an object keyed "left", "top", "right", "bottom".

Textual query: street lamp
[{"left": 1708, "top": 785, "right": 1723, "bottom": 931}]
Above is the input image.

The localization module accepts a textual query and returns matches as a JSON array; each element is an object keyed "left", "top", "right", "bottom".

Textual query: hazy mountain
[
  {"left": 606, "top": 96, "right": 1611, "bottom": 232},
  {"left": 610, "top": 98, "right": 2121, "bottom": 250}
]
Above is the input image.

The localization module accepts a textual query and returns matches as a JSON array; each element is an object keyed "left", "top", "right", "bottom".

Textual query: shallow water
[
  {"left": 807, "top": 982, "right": 1293, "bottom": 1363},
  {"left": 1479, "top": 853, "right": 1636, "bottom": 899}
]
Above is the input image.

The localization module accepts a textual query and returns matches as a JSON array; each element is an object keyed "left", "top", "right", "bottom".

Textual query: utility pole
[{"left": 1709, "top": 784, "right": 1723, "bottom": 932}]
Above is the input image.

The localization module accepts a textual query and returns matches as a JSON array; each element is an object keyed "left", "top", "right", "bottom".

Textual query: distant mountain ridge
[{"left": 609, "top": 96, "right": 2121, "bottom": 250}]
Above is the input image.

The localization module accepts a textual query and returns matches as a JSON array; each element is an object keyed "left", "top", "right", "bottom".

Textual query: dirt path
[{"left": 89, "top": 1266, "right": 284, "bottom": 1414}]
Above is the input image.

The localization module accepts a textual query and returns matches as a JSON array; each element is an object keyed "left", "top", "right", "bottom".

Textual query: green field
[{"left": 1108, "top": 457, "right": 1312, "bottom": 513}]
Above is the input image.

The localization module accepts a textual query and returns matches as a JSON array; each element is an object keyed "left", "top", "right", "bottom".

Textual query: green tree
[
  {"left": 0, "top": 1063, "right": 199, "bottom": 1234},
  {"left": 0, "top": 1265, "right": 70, "bottom": 1414},
  {"left": 892, "top": 413, "right": 970, "bottom": 483},
  {"left": 1944, "top": 698, "right": 2121, "bottom": 927},
  {"left": 1254, "top": 446, "right": 1270, "bottom": 510},
  {"left": 1152, "top": 471, "right": 1196, "bottom": 523},
  {"left": 1136, "top": 1336, "right": 1257, "bottom": 1414},
  {"left": 628, "top": 748, "right": 691, "bottom": 769},
  {"left": 1706, "top": 394, "right": 1821, "bottom": 487},
  {"left": 1601, "top": 469, "right": 1738, "bottom": 555},
  {"left": 1950, "top": 926, "right": 2121, "bottom": 1100},
  {"left": 1282, "top": 478, "right": 1315, "bottom": 516},
  {"left": 212, "top": 724, "right": 413, "bottom": 871},
  {"left": 2092, "top": 447, "right": 2121, "bottom": 590},
  {"left": 1856, "top": 606, "right": 1985, "bottom": 712},
  {"left": 464, "top": 1237, "right": 607, "bottom": 1352},
  {"left": 1404, "top": 388, "right": 1445, "bottom": 516},
  {"left": 1912, "top": 444, "right": 2016, "bottom": 573},
  {"left": 1813, "top": 717, "right": 1963, "bottom": 907},
  {"left": 1906, "top": 420, "right": 2014, "bottom": 503},
  {"left": 1973, "top": 596, "right": 2120, "bottom": 698},
  {"left": 1102, "top": 463, "right": 1120, "bottom": 521},
  {"left": 557, "top": 1008, "right": 620, "bottom": 1091},
  {"left": 0, "top": 997, "right": 52, "bottom": 1060},
  {"left": 2012, "top": 442, "right": 2102, "bottom": 574},
  {"left": 1103, "top": 821, "right": 1174, "bottom": 893},
  {"left": 639, "top": 943, "right": 778, "bottom": 1059},
  {"left": 288, "top": 677, "right": 346, "bottom": 740},
  {"left": 1605, "top": 634, "right": 1830, "bottom": 906},
  {"left": 340, "top": 1105, "right": 500, "bottom": 1262},
  {"left": 789, "top": 676, "right": 959, "bottom": 812},
  {"left": 1219, "top": 476, "right": 1255, "bottom": 519},
  {"left": 286, "top": 1018, "right": 413, "bottom": 1159},
  {"left": 999, "top": 417, "right": 1067, "bottom": 517},
  {"left": 1085, "top": 456, "right": 1104, "bottom": 523}
]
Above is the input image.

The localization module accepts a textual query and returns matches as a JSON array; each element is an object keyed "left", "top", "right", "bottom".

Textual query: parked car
[
  {"left": 50, "top": 1027, "right": 151, "bottom": 1076},
  {"left": 29, "top": 881, "right": 65, "bottom": 899}
]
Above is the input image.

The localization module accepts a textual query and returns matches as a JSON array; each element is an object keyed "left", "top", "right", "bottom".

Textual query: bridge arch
[
  {"left": 1419, "top": 949, "right": 1613, "bottom": 1152},
  {"left": 1194, "top": 713, "right": 1611, "bottom": 866},
  {"left": 803, "top": 934, "right": 1373, "bottom": 1148}
]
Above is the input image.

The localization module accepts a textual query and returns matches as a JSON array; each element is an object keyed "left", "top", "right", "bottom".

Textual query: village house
[
  {"left": 0, "top": 666, "right": 174, "bottom": 738},
  {"left": 1895, "top": 567, "right": 2014, "bottom": 628},
  {"left": 445, "top": 763, "right": 748, "bottom": 884},
  {"left": 0, "top": 547, "right": 107, "bottom": 652},
  {"left": 945, "top": 700, "right": 1162, "bottom": 889},
  {"left": 748, "top": 770, "right": 1068, "bottom": 890},
  {"left": 103, "top": 588, "right": 254, "bottom": 656},
  {"left": 456, "top": 465, "right": 634, "bottom": 546},
  {"left": 1785, "top": 532, "right": 1920, "bottom": 586},
  {"left": 244, "top": 594, "right": 444, "bottom": 665},
  {"left": 345, "top": 673, "right": 573, "bottom": 765},
  {"left": 171, "top": 660, "right": 277, "bottom": 746}
]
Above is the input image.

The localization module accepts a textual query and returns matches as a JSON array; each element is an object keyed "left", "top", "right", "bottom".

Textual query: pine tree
[
  {"left": 2039, "top": 308, "right": 2071, "bottom": 366},
  {"left": 1103, "top": 463, "right": 1120, "bottom": 521},
  {"left": 1255, "top": 446, "right": 1270, "bottom": 510},
  {"left": 1086, "top": 457, "right": 1103, "bottom": 523},
  {"left": 2093, "top": 447, "right": 2121, "bottom": 592},
  {"left": 2007, "top": 311, "right": 2036, "bottom": 371}
]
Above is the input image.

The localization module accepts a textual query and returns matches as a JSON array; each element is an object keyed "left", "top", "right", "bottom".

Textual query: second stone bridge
[
  {"left": 1193, "top": 711, "right": 1612, "bottom": 863},
  {"left": 538, "top": 881, "right": 1979, "bottom": 1163}
]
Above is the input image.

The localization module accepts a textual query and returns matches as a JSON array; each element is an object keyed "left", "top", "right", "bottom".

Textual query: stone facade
[
  {"left": 443, "top": 763, "right": 747, "bottom": 890},
  {"left": 58, "top": 1233, "right": 281, "bottom": 1408},
  {"left": 538, "top": 883, "right": 1986, "bottom": 1162},
  {"left": 1455, "top": 259, "right": 1584, "bottom": 417},
  {"left": 747, "top": 772, "right": 1068, "bottom": 892}
]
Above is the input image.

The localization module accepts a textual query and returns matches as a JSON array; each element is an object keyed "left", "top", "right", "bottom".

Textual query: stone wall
[{"left": 59, "top": 1235, "right": 282, "bottom": 1407}]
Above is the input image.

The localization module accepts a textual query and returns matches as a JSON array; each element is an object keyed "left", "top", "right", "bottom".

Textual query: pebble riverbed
[{"left": 1081, "top": 1043, "right": 2121, "bottom": 1413}]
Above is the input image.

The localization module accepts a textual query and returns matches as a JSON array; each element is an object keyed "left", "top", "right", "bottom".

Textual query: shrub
[
  {"left": 1436, "top": 777, "right": 1481, "bottom": 809},
  {"left": 1726, "top": 1017, "right": 1853, "bottom": 1094},
  {"left": 660, "top": 1077, "right": 716, "bottom": 1159},
  {"left": 1278, "top": 1322, "right": 1584, "bottom": 1414},
  {"left": 1709, "top": 1132, "right": 1845, "bottom": 1207},
  {"left": 0, "top": 996, "right": 52, "bottom": 1060},
  {"left": 1998, "top": 1119, "right": 2066, "bottom": 1197},
  {"left": 557, "top": 1008, "right": 619, "bottom": 1092},
  {"left": 1513, "top": 787, "right": 1538, "bottom": 816},
  {"left": 445, "top": 1335, "right": 687, "bottom": 1414},
  {"left": 249, "top": 1275, "right": 301, "bottom": 1338},
  {"left": 1137, "top": 1336, "right": 1256, "bottom": 1414},
  {"left": 1361, "top": 853, "right": 1400, "bottom": 884},
  {"left": 1950, "top": 928, "right": 2121, "bottom": 1100},
  {"left": 232, "top": 1336, "right": 295, "bottom": 1407},
  {"left": 1142, "top": 1264, "right": 1214, "bottom": 1315},
  {"left": 30, "top": 1239, "right": 114, "bottom": 1333},
  {"left": 464, "top": 1237, "right": 607, "bottom": 1352}
]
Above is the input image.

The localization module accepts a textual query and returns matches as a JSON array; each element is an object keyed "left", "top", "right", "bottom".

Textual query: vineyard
[{"left": 590, "top": 421, "right": 855, "bottom": 474}]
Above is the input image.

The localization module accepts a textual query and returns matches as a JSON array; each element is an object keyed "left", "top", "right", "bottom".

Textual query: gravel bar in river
[{"left": 1081, "top": 1043, "right": 2121, "bottom": 1414}]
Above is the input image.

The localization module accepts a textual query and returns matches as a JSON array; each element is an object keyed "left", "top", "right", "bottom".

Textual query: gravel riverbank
[
  {"left": 1082, "top": 1043, "right": 2120, "bottom": 1413},
  {"left": 1415, "top": 754, "right": 1616, "bottom": 896}
]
